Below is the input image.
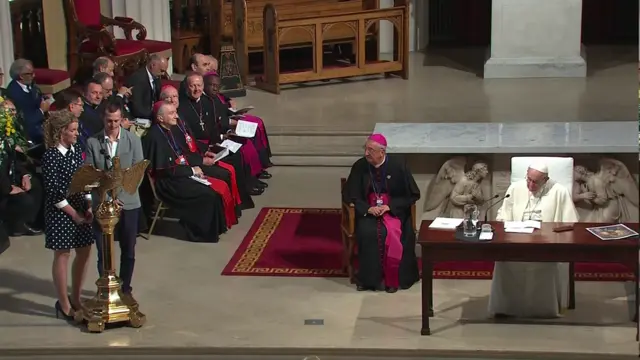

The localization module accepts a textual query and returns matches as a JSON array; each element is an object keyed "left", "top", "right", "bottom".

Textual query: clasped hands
[
  {"left": 9, "top": 175, "right": 32, "bottom": 195},
  {"left": 367, "top": 205, "right": 390, "bottom": 217},
  {"left": 192, "top": 166, "right": 205, "bottom": 178}
]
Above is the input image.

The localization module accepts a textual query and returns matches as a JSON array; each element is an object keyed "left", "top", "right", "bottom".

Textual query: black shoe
[
  {"left": 258, "top": 171, "right": 272, "bottom": 180},
  {"left": 54, "top": 301, "right": 74, "bottom": 321},
  {"left": 10, "top": 224, "right": 42, "bottom": 237},
  {"left": 257, "top": 180, "right": 268, "bottom": 188},
  {"left": 250, "top": 187, "right": 264, "bottom": 196},
  {"left": 385, "top": 287, "right": 398, "bottom": 293}
]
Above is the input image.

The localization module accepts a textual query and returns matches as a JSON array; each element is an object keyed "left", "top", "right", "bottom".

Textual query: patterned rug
[{"left": 221, "top": 208, "right": 635, "bottom": 281}]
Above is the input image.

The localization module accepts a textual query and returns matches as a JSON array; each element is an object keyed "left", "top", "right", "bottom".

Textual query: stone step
[{"left": 268, "top": 130, "right": 368, "bottom": 166}]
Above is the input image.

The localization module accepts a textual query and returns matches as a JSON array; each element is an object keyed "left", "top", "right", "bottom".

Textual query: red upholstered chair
[
  {"left": 161, "top": 79, "right": 182, "bottom": 89},
  {"left": 62, "top": 0, "right": 171, "bottom": 80},
  {"left": 34, "top": 69, "right": 71, "bottom": 95}
]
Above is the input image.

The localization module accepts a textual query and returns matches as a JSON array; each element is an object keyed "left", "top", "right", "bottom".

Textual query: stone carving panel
[
  {"left": 573, "top": 157, "right": 639, "bottom": 223},
  {"left": 422, "top": 156, "right": 492, "bottom": 220}
]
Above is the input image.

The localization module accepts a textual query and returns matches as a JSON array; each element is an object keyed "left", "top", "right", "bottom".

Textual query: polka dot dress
[{"left": 42, "top": 143, "right": 94, "bottom": 250}]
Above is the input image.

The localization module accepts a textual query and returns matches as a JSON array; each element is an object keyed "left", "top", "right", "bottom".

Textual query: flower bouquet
[{"left": 0, "top": 96, "right": 28, "bottom": 153}]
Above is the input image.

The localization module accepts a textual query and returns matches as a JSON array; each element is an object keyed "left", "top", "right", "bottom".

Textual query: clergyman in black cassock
[
  {"left": 176, "top": 77, "right": 264, "bottom": 196},
  {"left": 342, "top": 134, "right": 420, "bottom": 293},
  {"left": 141, "top": 110, "right": 226, "bottom": 243}
]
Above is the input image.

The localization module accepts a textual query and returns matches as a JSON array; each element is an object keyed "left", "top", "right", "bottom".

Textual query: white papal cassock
[{"left": 488, "top": 179, "right": 579, "bottom": 318}]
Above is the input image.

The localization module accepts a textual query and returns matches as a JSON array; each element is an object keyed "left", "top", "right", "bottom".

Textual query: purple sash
[
  {"left": 367, "top": 192, "right": 403, "bottom": 288},
  {"left": 241, "top": 114, "right": 268, "bottom": 149},
  {"left": 238, "top": 137, "right": 263, "bottom": 176}
]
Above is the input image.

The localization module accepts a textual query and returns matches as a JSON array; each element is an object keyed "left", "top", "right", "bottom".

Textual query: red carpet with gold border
[{"left": 221, "top": 208, "right": 635, "bottom": 281}]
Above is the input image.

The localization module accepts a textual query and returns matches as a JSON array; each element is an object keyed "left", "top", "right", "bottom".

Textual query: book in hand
[
  {"left": 586, "top": 223, "right": 639, "bottom": 241},
  {"left": 211, "top": 148, "right": 229, "bottom": 163},
  {"left": 190, "top": 175, "right": 211, "bottom": 186},
  {"left": 230, "top": 105, "right": 254, "bottom": 114},
  {"left": 235, "top": 120, "right": 258, "bottom": 138},
  {"left": 220, "top": 139, "right": 242, "bottom": 153}
]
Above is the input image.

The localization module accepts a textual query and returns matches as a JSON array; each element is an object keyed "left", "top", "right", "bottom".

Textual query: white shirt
[
  {"left": 146, "top": 67, "right": 155, "bottom": 91},
  {"left": 54, "top": 144, "right": 92, "bottom": 208},
  {"left": 103, "top": 127, "right": 121, "bottom": 159}
]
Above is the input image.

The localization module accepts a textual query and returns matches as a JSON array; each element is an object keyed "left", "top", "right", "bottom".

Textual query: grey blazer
[{"left": 84, "top": 127, "right": 145, "bottom": 210}]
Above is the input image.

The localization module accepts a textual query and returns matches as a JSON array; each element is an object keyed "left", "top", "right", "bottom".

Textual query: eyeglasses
[{"left": 525, "top": 176, "right": 546, "bottom": 186}]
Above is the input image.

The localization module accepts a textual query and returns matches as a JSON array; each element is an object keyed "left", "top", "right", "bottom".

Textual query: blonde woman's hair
[{"left": 44, "top": 109, "right": 77, "bottom": 149}]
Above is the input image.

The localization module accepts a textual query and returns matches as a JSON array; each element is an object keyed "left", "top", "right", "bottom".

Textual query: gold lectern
[{"left": 68, "top": 157, "right": 149, "bottom": 333}]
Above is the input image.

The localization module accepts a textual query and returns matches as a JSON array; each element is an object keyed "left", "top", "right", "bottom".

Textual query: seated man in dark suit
[
  {"left": 125, "top": 54, "right": 168, "bottom": 121},
  {"left": 5, "top": 59, "right": 50, "bottom": 144},
  {"left": 0, "top": 138, "right": 43, "bottom": 236},
  {"left": 79, "top": 80, "right": 106, "bottom": 147},
  {"left": 93, "top": 72, "right": 132, "bottom": 101},
  {"left": 178, "top": 53, "right": 215, "bottom": 96}
]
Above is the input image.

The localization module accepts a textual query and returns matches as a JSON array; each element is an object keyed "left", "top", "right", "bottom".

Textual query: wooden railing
[
  {"left": 169, "top": 0, "right": 223, "bottom": 71},
  {"left": 10, "top": 0, "right": 48, "bottom": 68},
  {"left": 255, "top": 1, "right": 409, "bottom": 94}
]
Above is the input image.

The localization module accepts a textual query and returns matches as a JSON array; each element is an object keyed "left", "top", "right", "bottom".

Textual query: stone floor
[{"left": 0, "top": 48, "right": 637, "bottom": 357}]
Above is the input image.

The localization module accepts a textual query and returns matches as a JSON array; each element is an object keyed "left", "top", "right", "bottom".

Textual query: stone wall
[{"left": 405, "top": 153, "right": 639, "bottom": 223}]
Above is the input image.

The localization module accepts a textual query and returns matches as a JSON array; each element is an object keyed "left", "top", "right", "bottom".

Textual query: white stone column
[
  {"left": 484, "top": 0, "right": 586, "bottom": 78},
  {"left": 101, "top": 0, "right": 173, "bottom": 75},
  {"left": 0, "top": 0, "right": 14, "bottom": 87},
  {"left": 379, "top": 0, "right": 415, "bottom": 54}
]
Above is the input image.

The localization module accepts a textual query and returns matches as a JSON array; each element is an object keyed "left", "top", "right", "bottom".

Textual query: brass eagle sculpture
[{"left": 68, "top": 157, "right": 150, "bottom": 203}]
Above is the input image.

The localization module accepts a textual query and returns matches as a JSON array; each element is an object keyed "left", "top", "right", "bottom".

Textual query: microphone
[
  {"left": 479, "top": 194, "right": 499, "bottom": 207},
  {"left": 482, "top": 194, "right": 511, "bottom": 225},
  {"left": 99, "top": 148, "right": 111, "bottom": 160}
]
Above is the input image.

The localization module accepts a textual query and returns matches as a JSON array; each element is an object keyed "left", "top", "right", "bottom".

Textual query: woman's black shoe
[{"left": 54, "top": 301, "right": 74, "bottom": 321}]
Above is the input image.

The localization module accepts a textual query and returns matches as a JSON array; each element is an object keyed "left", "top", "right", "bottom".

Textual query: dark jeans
[{"left": 95, "top": 208, "right": 139, "bottom": 293}]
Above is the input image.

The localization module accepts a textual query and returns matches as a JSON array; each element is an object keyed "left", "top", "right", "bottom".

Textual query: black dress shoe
[
  {"left": 257, "top": 180, "right": 268, "bottom": 188},
  {"left": 10, "top": 224, "right": 42, "bottom": 237},
  {"left": 258, "top": 171, "right": 272, "bottom": 180},
  {"left": 385, "top": 287, "right": 398, "bottom": 293},
  {"left": 250, "top": 187, "right": 264, "bottom": 196}
]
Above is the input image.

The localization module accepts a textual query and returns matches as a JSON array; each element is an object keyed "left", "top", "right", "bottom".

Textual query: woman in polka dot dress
[{"left": 42, "top": 110, "right": 94, "bottom": 321}]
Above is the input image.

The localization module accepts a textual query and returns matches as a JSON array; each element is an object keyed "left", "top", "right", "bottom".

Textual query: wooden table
[{"left": 418, "top": 221, "right": 639, "bottom": 336}]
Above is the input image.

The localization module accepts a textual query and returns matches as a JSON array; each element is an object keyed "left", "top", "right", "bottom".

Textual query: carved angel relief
[
  {"left": 572, "top": 157, "right": 639, "bottom": 223},
  {"left": 422, "top": 157, "right": 491, "bottom": 219}
]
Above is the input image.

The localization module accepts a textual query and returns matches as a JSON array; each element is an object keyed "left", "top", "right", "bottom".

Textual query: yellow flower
[{"left": 0, "top": 96, "right": 4, "bottom": 103}]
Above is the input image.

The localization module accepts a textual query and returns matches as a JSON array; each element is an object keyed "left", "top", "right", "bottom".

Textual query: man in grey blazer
[{"left": 85, "top": 101, "right": 144, "bottom": 297}]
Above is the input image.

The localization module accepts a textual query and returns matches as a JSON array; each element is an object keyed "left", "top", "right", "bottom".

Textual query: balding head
[
  {"left": 189, "top": 53, "right": 211, "bottom": 75},
  {"left": 208, "top": 55, "right": 218, "bottom": 72},
  {"left": 147, "top": 54, "right": 168, "bottom": 78},
  {"left": 93, "top": 72, "right": 114, "bottom": 97},
  {"left": 160, "top": 85, "right": 179, "bottom": 107},
  {"left": 93, "top": 56, "right": 114, "bottom": 76},
  {"left": 156, "top": 103, "right": 177, "bottom": 127},
  {"left": 185, "top": 73, "right": 204, "bottom": 100}
]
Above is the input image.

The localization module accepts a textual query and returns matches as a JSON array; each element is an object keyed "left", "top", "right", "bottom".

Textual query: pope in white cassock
[{"left": 488, "top": 161, "right": 579, "bottom": 318}]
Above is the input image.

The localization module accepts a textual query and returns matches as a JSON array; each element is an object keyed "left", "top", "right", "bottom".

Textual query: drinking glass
[{"left": 463, "top": 204, "right": 479, "bottom": 237}]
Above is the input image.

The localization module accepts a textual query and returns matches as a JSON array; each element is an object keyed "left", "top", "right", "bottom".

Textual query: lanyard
[{"left": 157, "top": 124, "right": 181, "bottom": 156}]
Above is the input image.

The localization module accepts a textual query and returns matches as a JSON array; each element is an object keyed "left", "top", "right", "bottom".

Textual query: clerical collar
[
  {"left": 189, "top": 96, "right": 201, "bottom": 103},
  {"left": 372, "top": 156, "right": 387, "bottom": 169},
  {"left": 83, "top": 99, "right": 98, "bottom": 109},
  {"left": 56, "top": 143, "right": 75, "bottom": 155}
]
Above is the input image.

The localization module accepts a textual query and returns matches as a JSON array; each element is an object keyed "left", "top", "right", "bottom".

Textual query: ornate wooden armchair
[
  {"left": 62, "top": 0, "right": 171, "bottom": 80},
  {"left": 340, "top": 177, "right": 417, "bottom": 283}
]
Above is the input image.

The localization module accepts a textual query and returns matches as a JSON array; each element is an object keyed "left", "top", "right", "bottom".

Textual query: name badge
[{"left": 376, "top": 198, "right": 383, "bottom": 206}]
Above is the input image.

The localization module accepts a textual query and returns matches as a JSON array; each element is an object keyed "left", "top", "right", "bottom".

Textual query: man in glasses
[
  {"left": 5, "top": 59, "right": 49, "bottom": 145},
  {"left": 489, "top": 161, "right": 579, "bottom": 319}
]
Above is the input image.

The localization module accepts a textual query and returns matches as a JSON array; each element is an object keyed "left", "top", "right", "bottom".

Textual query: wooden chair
[
  {"left": 340, "top": 177, "right": 417, "bottom": 283},
  {"left": 141, "top": 173, "right": 172, "bottom": 241}
]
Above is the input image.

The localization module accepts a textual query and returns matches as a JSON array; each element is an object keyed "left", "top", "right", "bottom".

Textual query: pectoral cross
[{"left": 199, "top": 119, "right": 205, "bottom": 131}]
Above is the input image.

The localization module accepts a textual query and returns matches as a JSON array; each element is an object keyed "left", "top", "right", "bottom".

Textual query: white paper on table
[
  {"left": 235, "top": 120, "right": 258, "bottom": 138},
  {"left": 504, "top": 220, "right": 541, "bottom": 229},
  {"left": 504, "top": 227, "right": 535, "bottom": 234},
  {"left": 429, "top": 217, "right": 463, "bottom": 229},
  {"left": 190, "top": 176, "right": 211, "bottom": 186},
  {"left": 220, "top": 139, "right": 242, "bottom": 153},
  {"left": 479, "top": 232, "right": 494, "bottom": 240},
  {"left": 212, "top": 148, "right": 229, "bottom": 163}
]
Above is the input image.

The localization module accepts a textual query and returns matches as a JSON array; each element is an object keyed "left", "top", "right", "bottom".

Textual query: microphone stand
[{"left": 479, "top": 194, "right": 511, "bottom": 231}]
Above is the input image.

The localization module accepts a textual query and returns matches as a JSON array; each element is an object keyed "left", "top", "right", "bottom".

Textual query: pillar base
[
  {"left": 219, "top": 44, "right": 246, "bottom": 98},
  {"left": 484, "top": 55, "right": 586, "bottom": 79}
]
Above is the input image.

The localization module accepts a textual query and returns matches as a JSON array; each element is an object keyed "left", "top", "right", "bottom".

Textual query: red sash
[
  {"left": 189, "top": 137, "right": 241, "bottom": 207},
  {"left": 176, "top": 156, "right": 237, "bottom": 229}
]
